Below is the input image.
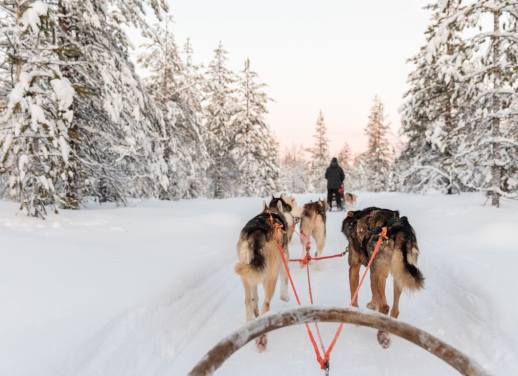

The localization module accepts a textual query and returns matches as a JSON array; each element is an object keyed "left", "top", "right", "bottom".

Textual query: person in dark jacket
[{"left": 325, "top": 157, "right": 345, "bottom": 210}]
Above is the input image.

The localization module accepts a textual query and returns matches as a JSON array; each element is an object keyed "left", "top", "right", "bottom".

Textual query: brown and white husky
[
  {"left": 267, "top": 194, "right": 303, "bottom": 301},
  {"left": 299, "top": 199, "right": 328, "bottom": 258},
  {"left": 234, "top": 199, "right": 292, "bottom": 351},
  {"left": 342, "top": 207, "right": 424, "bottom": 348}
]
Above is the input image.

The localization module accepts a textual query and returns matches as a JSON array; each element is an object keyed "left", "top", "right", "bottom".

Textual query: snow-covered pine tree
[
  {"left": 348, "top": 152, "right": 369, "bottom": 191},
  {"left": 363, "top": 96, "right": 392, "bottom": 192},
  {"left": 279, "top": 145, "right": 310, "bottom": 193},
  {"left": 399, "top": 0, "right": 517, "bottom": 205},
  {"left": 234, "top": 58, "right": 279, "bottom": 196},
  {"left": 138, "top": 16, "right": 209, "bottom": 199},
  {"left": 0, "top": 1, "right": 75, "bottom": 217},
  {"left": 308, "top": 110, "right": 330, "bottom": 192},
  {"left": 337, "top": 142, "right": 352, "bottom": 187},
  {"left": 1, "top": 0, "right": 170, "bottom": 215},
  {"left": 398, "top": 0, "right": 466, "bottom": 194},
  {"left": 203, "top": 42, "right": 239, "bottom": 198},
  {"left": 65, "top": 0, "right": 169, "bottom": 203},
  {"left": 457, "top": 0, "right": 518, "bottom": 207}
]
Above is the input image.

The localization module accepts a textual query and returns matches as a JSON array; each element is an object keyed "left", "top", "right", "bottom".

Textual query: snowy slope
[{"left": 1, "top": 193, "right": 517, "bottom": 375}]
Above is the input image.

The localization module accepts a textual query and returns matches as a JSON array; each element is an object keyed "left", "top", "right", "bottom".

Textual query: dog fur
[
  {"left": 300, "top": 199, "right": 328, "bottom": 257},
  {"left": 268, "top": 194, "right": 303, "bottom": 302},
  {"left": 234, "top": 200, "right": 290, "bottom": 351},
  {"left": 342, "top": 207, "right": 424, "bottom": 348},
  {"left": 268, "top": 194, "right": 303, "bottom": 243},
  {"left": 344, "top": 192, "right": 357, "bottom": 207}
]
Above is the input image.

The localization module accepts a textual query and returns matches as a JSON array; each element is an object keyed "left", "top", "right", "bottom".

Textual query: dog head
[
  {"left": 318, "top": 198, "right": 329, "bottom": 211},
  {"left": 341, "top": 210, "right": 357, "bottom": 237},
  {"left": 280, "top": 194, "right": 303, "bottom": 218}
]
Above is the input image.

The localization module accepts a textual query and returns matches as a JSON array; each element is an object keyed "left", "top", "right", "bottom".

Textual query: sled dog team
[{"left": 234, "top": 193, "right": 424, "bottom": 351}]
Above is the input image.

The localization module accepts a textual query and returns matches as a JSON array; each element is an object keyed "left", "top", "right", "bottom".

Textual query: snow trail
[{"left": 1, "top": 193, "right": 516, "bottom": 375}]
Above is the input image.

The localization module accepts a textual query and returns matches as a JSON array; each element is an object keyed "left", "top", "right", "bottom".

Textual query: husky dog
[
  {"left": 342, "top": 207, "right": 424, "bottom": 348},
  {"left": 268, "top": 194, "right": 303, "bottom": 243},
  {"left": 234, "top": 200, "right": 289, "bottom": 351},
  {"left": 299, "top": 199, "right": 328, "bottom": 258},
  {"left": 343, "top": 192, "right": 358, "bottom": 207},
  {"left": 268, "top": 194, "right": 303, "bottom": 302}
]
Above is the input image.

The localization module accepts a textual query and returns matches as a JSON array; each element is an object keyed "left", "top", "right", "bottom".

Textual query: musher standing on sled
[{"left": 325, "top": 157, "right": 345, "bottom": 210}]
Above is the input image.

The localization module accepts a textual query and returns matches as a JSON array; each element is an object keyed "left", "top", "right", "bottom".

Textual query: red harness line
[{"left": 276, "top": 226, "right": 388, "bottom": 371}]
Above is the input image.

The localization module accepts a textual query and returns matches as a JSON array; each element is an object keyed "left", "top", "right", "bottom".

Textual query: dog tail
[
  {"left": 234, "top": 230, "right": 266, "bottom": 280},
  {"left": 392, "top": 230, "right": 424, "bottom": 291}
]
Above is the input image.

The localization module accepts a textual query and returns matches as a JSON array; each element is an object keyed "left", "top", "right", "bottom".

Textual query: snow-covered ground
[{"left": 1, "top": 193, "right": 517, "bottom": 376}]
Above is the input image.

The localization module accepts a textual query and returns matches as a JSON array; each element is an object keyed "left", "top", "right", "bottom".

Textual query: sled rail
[{"left": 188, "top": 307, "right": 489, "bottom": 376}]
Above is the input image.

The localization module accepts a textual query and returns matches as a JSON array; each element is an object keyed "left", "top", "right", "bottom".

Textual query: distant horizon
[{"left": 167, "top": 0, "right": 430, "bottom": 156}]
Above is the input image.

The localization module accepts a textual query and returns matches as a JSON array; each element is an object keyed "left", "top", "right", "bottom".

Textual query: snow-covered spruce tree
[
  {"left": 64, "top": 0, "right": 169, "bottom": 203},
  {"left": 1, "top": 0, "right": 170, "bottom": 214},
  {"left": 138, "top": 16, "right": 209, "bottom": 199},
  {"left": 337, "top": 142, "right": 352, "bottom": 187},
  {"left": 398, "top": 0, "right": 467, "bottom": 194},
  {"left": 279, "top": 145, "right": 310, "bottom": 193},
  {"left": 203, "top": 42, "right": 239, "bottom": 198},
  {"left": 363, "top": 96, "right": 392, "bottom": 192},
  {"left": 457, "top": 0, "right": 518, "bottom": 207},
  {"left": 234, "top": 58, "right": 279, "bottom": 197},
  {"left": 348, "top": 152, "right": 369, "bottom": 191},
  {"left": 308, "top": 110, "right": 330, "bottom": 192},
  {"left": 0, "top": 1, "right": 76, "bottom": 217}
]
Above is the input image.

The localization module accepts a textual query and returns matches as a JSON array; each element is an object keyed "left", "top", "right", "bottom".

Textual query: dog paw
[
  {"left": 366, "top": 301, "right": 376, "bottom": 310},
  {"left": 280, "top": 292, "right": 290, "bottom": 302},
  {"left": 377, "top": 330, "right": 391, "bottom": 349},
  {"left": 256, "top": 334, "right": 268, "bottom": 352}
]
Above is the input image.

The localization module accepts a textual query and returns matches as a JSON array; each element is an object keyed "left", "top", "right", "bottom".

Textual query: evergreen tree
[
  {"left": 138, "top": 16, "right": 209, "bottom": 199},
  {"left": 363, "top": 96, "right": 392, "bottom": 192},
  {"left": 203, "top": 42, "right": 238, "bottom": 198},
  {"left": 308, "top": 110, "right": 329, "bottom": 192},
  {"left": 399, "top": 0, "right": 517, "bottom": 206},
  {"left": 337, "top": 142, "right": 352, "bottom": 187},
  {"left": 279, "top": 145, "right": 310, "bottom": 193},
  {"left": 0, "top": 1, "right": 75, "bottom": 217},
  {"left": 0, "top": 0, "right": 170, "bottom": 216},
  {"left": 234, "top": 58, "right": 279, "bottom": 196},
  {"left": 398, "top": 0, "right": 466, "bottom": 194},
  {"left": 457, "top": 0, "right": 518, "bottom": 206}
]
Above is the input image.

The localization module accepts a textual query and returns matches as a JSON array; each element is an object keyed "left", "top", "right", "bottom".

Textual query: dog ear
[
  {"left": 346, "top": 210, "right": 354, "bottom": 218},
  {"left": 277, "top": 199, "right": 284, "bottom": 212},
  {"left": 263, "top": 201, "right": 268, "bottom": 211}
]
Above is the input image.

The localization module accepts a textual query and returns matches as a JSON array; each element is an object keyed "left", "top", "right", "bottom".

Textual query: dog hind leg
[
  {"left": 279, "top": 248, "right": 290, "bottom": 302},
  {"left": 313, "top": 222, "right": 325, "bottom": 258},
  {"left": 256, "top": 274, "right": 278, "bottom": 352},
  {"left": 390, "top": 280, "right": 401, "bottom": 319},
  {"left": 374, "top": 269, "right": 391, "bottom": 349},
  {"left": 348, "top": 259, "right": 360, "bottom": 307},
  {"left": 241, "top": 278, "right": 256, "bottom": 321}
]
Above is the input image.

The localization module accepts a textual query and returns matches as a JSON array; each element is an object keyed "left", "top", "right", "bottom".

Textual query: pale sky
[{"left": 167, "top": 0, "right": 430, "bottom": 156}]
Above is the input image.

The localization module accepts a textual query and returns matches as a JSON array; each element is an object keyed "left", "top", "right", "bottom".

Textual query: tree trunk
[{"left": 490, "top": 9, "right": 502, "bottom": 208}]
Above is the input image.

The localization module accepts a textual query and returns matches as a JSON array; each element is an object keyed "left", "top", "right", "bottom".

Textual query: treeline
[
  {"left": 281, "top": 0, "right": 517, "bottom": 208},
  {"left": 0, "top": 1, "right": 279, "bottom": 218},
  {"left": 279, "top": 96, "right": 395, "bottom": 194}
]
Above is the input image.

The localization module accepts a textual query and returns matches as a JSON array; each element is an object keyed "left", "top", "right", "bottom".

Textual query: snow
[
  {"left": 0, "top": 193, "right": 517, "bottom": 376},
  {"left": 19, "top": 1, "right": 49, "bottom": 32},
  {"left": 51, "top": 78, "right": 75, "bottom": 112}
]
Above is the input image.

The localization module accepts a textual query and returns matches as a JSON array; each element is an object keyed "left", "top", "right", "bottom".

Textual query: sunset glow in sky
[{"left": 168, "top": 1, "right": 430, "bottom": 156}]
